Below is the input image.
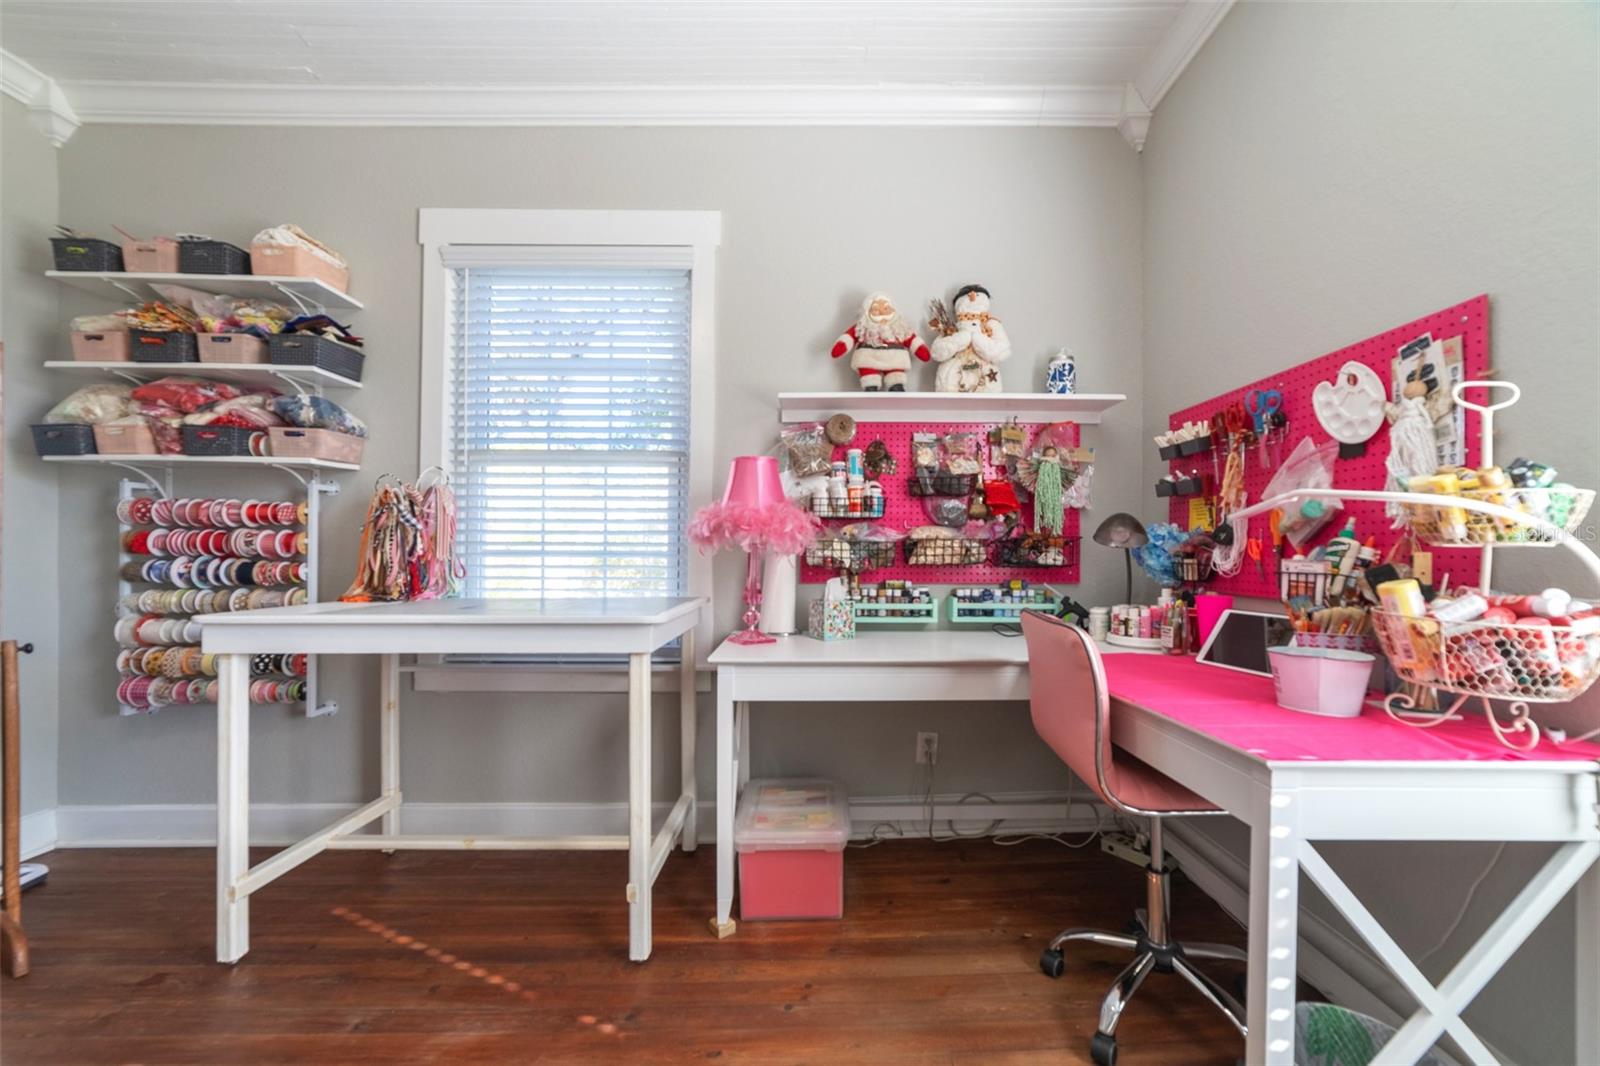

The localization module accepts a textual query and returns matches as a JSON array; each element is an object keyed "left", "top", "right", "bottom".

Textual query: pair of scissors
[{"left": 1245, "top": 389, "right": 1283, "bottom": 437}]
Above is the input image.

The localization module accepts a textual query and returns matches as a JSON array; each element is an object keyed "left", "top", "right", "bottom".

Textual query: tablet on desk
[{"left": 1196, "top": 609, "right": 1296, "bottom": 677}]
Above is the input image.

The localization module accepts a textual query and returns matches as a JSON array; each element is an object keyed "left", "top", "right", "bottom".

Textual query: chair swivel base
[{"left": 1039, "top": 909, "right": 1247, "bottom": 1066}]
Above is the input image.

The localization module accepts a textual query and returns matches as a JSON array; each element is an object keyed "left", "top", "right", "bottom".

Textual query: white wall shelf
[
  {"left": 47, "top": 271, "right": 363, "bottom": 312},
  {"left": 43, "top": 454, "right": 359, "bottom": 473},
  {"left": 777, "top": 391, "right": 1126, "bottom": 425},
  {"left": 44, "top": 360, "right": 361, "bottom": 391}
]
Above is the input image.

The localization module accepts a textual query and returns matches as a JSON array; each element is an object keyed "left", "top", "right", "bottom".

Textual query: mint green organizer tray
[
  {"left": 947, "top": 597, "right": 1059, "bottom": 625},
  {"left": 852, "top": 601, "right": 938, "bottom": 625}
]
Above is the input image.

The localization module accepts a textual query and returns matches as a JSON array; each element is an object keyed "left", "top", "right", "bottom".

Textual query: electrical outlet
[{"left": 915, "top": 731, "right": 939, "bottom": 765}]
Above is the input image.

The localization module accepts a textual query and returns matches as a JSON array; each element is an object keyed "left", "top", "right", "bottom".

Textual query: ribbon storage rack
[{"left": 113, "top": 475, "right": 338, "bottom": 717}]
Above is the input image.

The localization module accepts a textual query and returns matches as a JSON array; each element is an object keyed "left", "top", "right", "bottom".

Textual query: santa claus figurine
[
  {"left": 830, "top": 292, "right": 931, "bottom": 392},
  {"left": 930, "top": 284, "right": 1011, "bottom": 393}
]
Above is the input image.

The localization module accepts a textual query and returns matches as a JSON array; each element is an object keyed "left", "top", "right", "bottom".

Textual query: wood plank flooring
[{"left": 2, "top": 839, "right": 1252, "bottom": 1064}]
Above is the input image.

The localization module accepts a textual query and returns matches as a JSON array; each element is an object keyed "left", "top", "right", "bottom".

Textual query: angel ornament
[{"left": 928, "top": 285, "right": 1011, "bottom": 393}]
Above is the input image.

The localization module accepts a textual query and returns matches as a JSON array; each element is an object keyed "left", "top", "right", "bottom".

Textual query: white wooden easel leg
[
  {"left": 627, "top": 652, "right": 653, "bottom": 962},
  {"left": 679, "top": 629, "right": 697, "bottom": 853},
  {"left": 711, "top": 672, "right": 736, "bottom": 939},
  {"left": 1246, "top": 782, "right": 1300, "bottom": 1065},
  {"left": 216, "top": 652, "right": 250, "bottom": 964},
  {"left": 379, "top": 653, "right": 401, "bottom": 843}
]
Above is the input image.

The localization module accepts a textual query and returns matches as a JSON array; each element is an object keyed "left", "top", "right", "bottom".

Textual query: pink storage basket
[
  {"left": 268, "top": 427, "right": 364, "bottom": 465},
  {"left": 198, "top": 333, "right": 268, "bottom": 364},
  {"left": 94, "top": 421, "right": 157, "bottom": 455},
  {"left": 71, "top": 330, "right": 130, "bottom": 361},
  {"left": 250, "top": 243, "right": 349, "bottom": 293},
  {"left": 121, "top": 238, "right": 179, "bottom": 272}
]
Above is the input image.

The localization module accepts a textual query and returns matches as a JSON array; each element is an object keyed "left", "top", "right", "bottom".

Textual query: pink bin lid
[{"left": 734, "top": 778, "right": 851, "bottom": 853}]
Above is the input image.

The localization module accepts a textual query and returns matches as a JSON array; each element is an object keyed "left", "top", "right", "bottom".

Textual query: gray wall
[
  {"left": 47, "top": 126, "right": 1143, "bottom": 808},
  {"left": 1, "top": 96, "right": 61, "bottom": 820},
  {"left": 1141, "top": 3, "right": 1599, "bottom": 1062}
]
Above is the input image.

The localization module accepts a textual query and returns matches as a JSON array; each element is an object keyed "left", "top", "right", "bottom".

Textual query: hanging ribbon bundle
[{"left": 340, "top": 469, "right": 464, "bottom": 602}]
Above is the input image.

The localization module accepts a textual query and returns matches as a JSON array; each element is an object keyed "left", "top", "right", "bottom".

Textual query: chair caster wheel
[
  {"left": 1090, "top": 1031, "right": 1118, "bottom": 1066},
  {"left": 1039, "top": 948, "right": 1065, "bottom": 979},
  {"left": 1124, "top": 918, "right": 1144, "bottom": 935}
]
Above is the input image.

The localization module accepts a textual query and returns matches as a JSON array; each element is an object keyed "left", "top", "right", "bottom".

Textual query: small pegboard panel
[
  {"left": 1167, "top": 295, "right": 1490, "bottom": 599},
  {"left": 798, "top": 420, "right": 1081, "bottom": 586}
]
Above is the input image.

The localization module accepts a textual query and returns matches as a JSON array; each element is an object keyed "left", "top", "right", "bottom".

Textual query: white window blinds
[{"left": 444, "top": 253, "right": 692, "bottom": 600}]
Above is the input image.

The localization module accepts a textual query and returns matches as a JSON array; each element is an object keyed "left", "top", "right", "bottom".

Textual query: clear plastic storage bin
[{"left": 735, "top": 778, "right": 850, "bottom": 921}]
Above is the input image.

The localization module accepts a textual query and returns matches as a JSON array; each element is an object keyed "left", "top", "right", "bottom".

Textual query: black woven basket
[
  {"left": 178, "top": 240, "right": 251, "bottom": 275},
  {"left": 130, "top": 329, "right": 199, "bottom": 363},
  {"left": 51, "top": 237, "right": 122, "bottom": 272},
  {"left": 810, "top": 495, "right": 886, "bottom": 520},
  {"left": 31, "top": 423, "right": 97, "bottom": 456},
  {"left": 993, "top": 535, "right": 1079, "bottom": 568},
  {"left": 268, "top": 334, "right": 365, "bottom": 382},
  {"left": 182, "top": 425, "right": 265, "bottom": 457},
  {"left": 903, "top": 537, "right": 987, "bottom": 566},
  {"left": 906, "top": 471, "right": 978, "bottom": 497},
  {"left": 804, "top": 538, "right": 898, "bottom": 572}
]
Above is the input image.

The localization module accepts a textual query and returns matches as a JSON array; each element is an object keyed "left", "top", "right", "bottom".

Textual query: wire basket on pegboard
[
  {"left": 1400, "top": 487, "right": 1594, "bottom": 547},
  {"left": 906, "top": 471, "right": 978, "bottom": 497},
  {"left": 804, "top": 537, "right": 898, "bottom": 573},
  {"left": 1175, "top": 548, "right": 1214, "bottom": 584},
  {"left": 904, "top": 535, "right": 987, "bottom": 566},
  {"left": 810, "top": 494, "right": 886, "bottom": 520},
  {"left": 992, "top": 534, "right": 1078, "bottom": 568}
]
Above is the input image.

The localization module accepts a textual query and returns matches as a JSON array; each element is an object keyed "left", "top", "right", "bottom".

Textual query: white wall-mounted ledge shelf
[
  {"left": 44, "top": 360, "right": 362, "bottom": 391},
  {"left": 43, "top": 454, "right": 359, "bottom": 473},
  {"left": 777, "top": 391, "right": 1126, "bottom": 425},
  {"left": 46, "top": 271, "right": 363, "bottom": 312}
]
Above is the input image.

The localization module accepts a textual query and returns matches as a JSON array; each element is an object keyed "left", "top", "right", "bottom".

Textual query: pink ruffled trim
[{"left": 688, "top": 501, "right": 821, "bottom": 555}]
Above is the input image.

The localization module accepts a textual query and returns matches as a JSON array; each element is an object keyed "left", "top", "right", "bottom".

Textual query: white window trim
[{"left": 416, "top": 208, "right": 720, "bottom": 689}]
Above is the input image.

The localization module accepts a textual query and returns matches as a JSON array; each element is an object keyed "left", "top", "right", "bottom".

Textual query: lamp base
[{"left": 727, "top": 628, "right": 777, "bottom": 645}]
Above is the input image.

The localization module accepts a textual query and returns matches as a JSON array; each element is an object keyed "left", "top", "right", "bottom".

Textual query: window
[
  {"left": 444, "top": 252, "right": 692, "bottom": 599},
  {"left": 417, "top": 210, "right": 719, "bottom": 682}
]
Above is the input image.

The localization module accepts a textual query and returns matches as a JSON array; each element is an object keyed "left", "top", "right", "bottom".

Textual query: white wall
[
  {"left": 0, "top": 95, "right": 62, "bottom": 824},
  {"left": 47, "top": 125, "right": 1144, "bottom": 809},
  {"left": 1141, "top": 3, "right": 1599, "bottom": 1063}
]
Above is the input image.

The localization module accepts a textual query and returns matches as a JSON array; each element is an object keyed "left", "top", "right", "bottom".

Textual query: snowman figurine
[{"left": 929, "top": 285, "right": 1011, "bottom": 393}]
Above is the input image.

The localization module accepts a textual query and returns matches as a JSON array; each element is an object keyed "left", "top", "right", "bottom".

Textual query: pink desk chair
[{"left": 1022, "top": 612, "right": 1247, "bottom": 1066}]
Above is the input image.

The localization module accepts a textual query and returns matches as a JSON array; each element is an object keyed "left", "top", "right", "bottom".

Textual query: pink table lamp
[{"left": 690, "top": 456, "right": 821, "bottom": 645}]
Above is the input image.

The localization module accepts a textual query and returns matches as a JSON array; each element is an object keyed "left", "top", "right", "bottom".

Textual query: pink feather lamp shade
[{"left": 690, "top": 456, "right": 821, "bottom": 644}]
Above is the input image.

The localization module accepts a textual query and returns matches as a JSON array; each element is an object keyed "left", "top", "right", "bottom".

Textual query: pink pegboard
[
  {"left": 799, "top": 420, "right": 1081, "bottom": 585},
  {"left": 1167, "top": 295, "right": 1490, "bottom": 599}
]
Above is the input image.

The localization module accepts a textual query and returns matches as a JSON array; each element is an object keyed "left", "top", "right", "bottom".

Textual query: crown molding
[
  {"left": 1132, "top": 0, "right": 1236, "bottom": 112},
  {"left": 1, "top": 48, "right": 81, "bottom": 146},
  {"left": 57, "top": 79, "right": 1126, "bottom": 129},
  {"left": 1116, "top": 85, "right": 1153, "bottom": 152}
]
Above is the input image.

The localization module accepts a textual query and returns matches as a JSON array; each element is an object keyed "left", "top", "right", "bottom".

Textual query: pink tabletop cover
[{"left": 1101, "top": 653, "right": 1600, "bottom": 765}]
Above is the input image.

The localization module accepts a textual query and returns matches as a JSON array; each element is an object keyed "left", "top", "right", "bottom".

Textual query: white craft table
[
  {"left": 200, "top": 596, "right": 705, "bottom": 964},
  {"left": 709, "top": 631, "right": 1600, "bottom": 1065}
]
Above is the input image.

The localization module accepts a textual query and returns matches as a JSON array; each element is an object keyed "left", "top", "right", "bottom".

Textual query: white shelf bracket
[
  {"left": 268, "top": 369, "right": 319, "bottom": 399},
  {"left": 110, "top": 463, "right": 173, "bottom": 498},
  {"left": 270, "top": 281, "right": 323, "bottom": 318}
]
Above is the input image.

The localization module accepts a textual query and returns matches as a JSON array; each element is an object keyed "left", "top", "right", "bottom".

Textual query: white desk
[
  {"left": 708, "top": 631, "right": 1600, "bottom": 1065},
  {"left": 201, "top": 596, "right": 705, "bottom": 964}
]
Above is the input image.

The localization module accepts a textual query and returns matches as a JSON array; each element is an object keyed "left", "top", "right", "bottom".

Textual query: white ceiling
[{"left": 0, "top": 0, "right": 1233, "bottom": 144}]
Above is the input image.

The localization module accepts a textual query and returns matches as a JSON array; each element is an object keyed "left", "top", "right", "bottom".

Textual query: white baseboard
[
  {"left": 46, "top": 790, "right": 1103, "bottom": 849},
  {"left": 20, "top": 808, "right": 57, "bottom": 859}
]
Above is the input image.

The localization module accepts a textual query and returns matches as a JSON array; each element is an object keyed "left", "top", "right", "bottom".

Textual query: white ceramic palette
[{"left": 1313, "top": 360, "right": 1386, "bottom": 456}]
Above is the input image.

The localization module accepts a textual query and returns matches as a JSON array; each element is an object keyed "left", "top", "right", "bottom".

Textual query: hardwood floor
[{"left": 2, "top": 839, "right": 1252, "bottom": 1064}]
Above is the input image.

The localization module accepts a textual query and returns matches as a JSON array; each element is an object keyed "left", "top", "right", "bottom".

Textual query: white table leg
[
  {"left": 627, "top": 652, "right": 653, "bottom": 962},
  {"left": 216, "top": 652, "right": 250, "bottom": 964},
  {"left": 380, "top": 653, "right": 401, "bottom": 842},
  {"left": 1246, "top": 783, "right": 1299, "bottom": 1065},
  {"left": 711, "top": 671, "right": 736, "bottom": 939},
  {"left": 736, "top": 701, "right": 751, "bottom": 790},
  {"left": 679, "top": 628, "right": 697, "bottom": 853},
  {"left": 1579, "top": 849, "right": 1600, "bottom": 1063}
]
